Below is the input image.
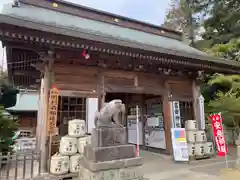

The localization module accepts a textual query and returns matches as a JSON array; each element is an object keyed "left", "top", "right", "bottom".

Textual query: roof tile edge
[{"left": 19, "top": 0, "right": 183, "bottom": 41}]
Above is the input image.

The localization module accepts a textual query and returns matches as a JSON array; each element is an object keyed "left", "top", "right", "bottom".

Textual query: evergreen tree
[
  {"left": 0, "top": 71, "right": 19, "bottom": 154},
  {"left": 163, "top": 0, "right": 188, "bottom": 33},
  {"left": 163, "top": 0, "right": 203, "bottom": 46},
  {"left": 202, "top": 39, "right": 240, "bottom": 127},
  {"left": 200, "top": 0, "right": 240, "bottom": 45},
  {"left": 0, "top": 105, "right": 18, "bottom": 154}
]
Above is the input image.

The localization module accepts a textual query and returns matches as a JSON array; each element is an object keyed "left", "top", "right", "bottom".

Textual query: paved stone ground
[
  {"left": 1, "top": 147, "right": 238, "bottom": 180},
  {"left": 140, "top": 148, "right": 238, "bottom": 180}
]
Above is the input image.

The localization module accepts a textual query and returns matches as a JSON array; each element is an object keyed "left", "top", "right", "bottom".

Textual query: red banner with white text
[{"left": 209, "top": 113, "right": 228, "bottom": 156}]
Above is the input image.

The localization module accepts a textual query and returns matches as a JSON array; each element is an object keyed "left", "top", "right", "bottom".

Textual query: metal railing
[
  {"left": 0, "top": 137, "right": 78, "bottom": 180},
  {"left": 12, "top": 138, "right": 36, "bottom": 152},
  {"left": 0, "top": 150, "right": 41, "bottom": 180}
]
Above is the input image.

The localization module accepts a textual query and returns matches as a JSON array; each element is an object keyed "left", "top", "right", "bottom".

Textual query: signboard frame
[
  {"left": 47, "top": 86, "right": 59, "bottom": 170},
  {"left": 171, "top": 128, "right": 189, "bottom": 162}
]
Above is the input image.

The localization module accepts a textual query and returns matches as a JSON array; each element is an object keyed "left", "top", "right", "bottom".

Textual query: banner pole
[
  {"left": 136, "top": 105, "right": 140, "bottom": 157},
  {"left": 219, "top": 112, "right": 229, "bottom": 168}
]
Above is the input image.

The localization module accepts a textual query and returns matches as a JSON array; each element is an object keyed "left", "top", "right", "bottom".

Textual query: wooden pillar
[
  {"left": 36, "top": 79, "right": 44, "bottom": 150},
  {"left": 124, "top": 94, "right": 129, "bottom": 127},
  {"left": 140, "top": 95, "right": 146, "bottom": 149},
  {"left": 162, "top": 81, "right": 172, "bottom": 154},
  {"left": 97, "top": 69, "right": 105, "bottom": 111},
  {"left": 38, "top": 50, "right": 54, "bottom": 172},
  {"left": 125, "top": 93, "right": 129, "bottom": 142},
  {"left": 192, "top": 80, "right": 201, "bottom": 122}
]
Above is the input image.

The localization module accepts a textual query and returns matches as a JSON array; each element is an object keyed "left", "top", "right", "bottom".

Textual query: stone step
[{"left": 84, "top": 144, "right": 136, "bottom": 162}]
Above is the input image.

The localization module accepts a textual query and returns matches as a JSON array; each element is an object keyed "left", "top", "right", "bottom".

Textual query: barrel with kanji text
[{"left": 59, "top": 136, "right": 78, "bottom": 155}]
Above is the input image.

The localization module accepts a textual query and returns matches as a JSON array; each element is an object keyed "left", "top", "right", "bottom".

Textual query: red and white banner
[{"left": 209, "top": 113, "right": 228, "bottom": 156}]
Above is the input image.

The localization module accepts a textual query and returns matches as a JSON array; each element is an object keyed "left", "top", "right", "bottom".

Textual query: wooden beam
[
  {"left": 38, "top": 50, "right": 55, "bottom": 173},
  {"left": 162, "top": 81, "right": 172, "bottom": 154},
  {"left": 56, "top": 83, "right": 97, "bottom": 92},
  {"left": 103, "top": 70, "right": 135, "bottom": 79},
  {"left": 105, "top": 84, "right": 164, "bottom": 95},
  {"left": 13, "top": 70, "right": 40, "bottom": 78},
  {"left": 53, "top": 64, "right": 98, "bottom": 75},
  {"left": 4, "top": 41, "right": 43, "bottom": 52},
  {"left": 140, "top": 95, "right": 146, "bottom": 149},
  {"left": 192, "top": 80, "right": 201, "bottom": 123},
  {"left": 59, "top": 90, "right": 98, "bottom": 98},
  {"left": 97, "top": 69, "right": 105, "bottom": 111}
]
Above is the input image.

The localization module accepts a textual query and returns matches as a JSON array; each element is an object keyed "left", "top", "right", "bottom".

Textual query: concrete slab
[
  {"left": 145, "top": 169, "right": 220, "bottom": 180},
  {"left": 139, "top": 150, "right": 239, "bottom": 180}
]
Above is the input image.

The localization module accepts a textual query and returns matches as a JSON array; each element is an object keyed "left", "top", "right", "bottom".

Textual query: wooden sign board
[{"left": 47, "top": 87, "right": 59, "bottom": 136}]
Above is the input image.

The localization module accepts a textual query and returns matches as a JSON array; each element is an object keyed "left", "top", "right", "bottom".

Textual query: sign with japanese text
[
  {"left": 209, "top": 113, "right": 228, "bottom": 156},
  {"left": 171, "top": 101, "right": 181, "bottom": 128},
  {"left": 47, "top": 86, "right": 59, "bottom": 136}
]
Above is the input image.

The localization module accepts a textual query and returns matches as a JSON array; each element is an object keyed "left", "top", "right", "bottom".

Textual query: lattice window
[
  {"left": 57, "top": 96, "right": 86, "bottom": 124},
  {"left": 57, "top": 96, "right": 86, "bottom": 135},
  {"left": 179, "top": 101, "right": 194, "bottom": 127}
]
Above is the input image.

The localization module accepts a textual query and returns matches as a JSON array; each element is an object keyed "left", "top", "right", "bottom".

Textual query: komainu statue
[{"left": 94, "top": 99, "right": 125, "bottom": 128}]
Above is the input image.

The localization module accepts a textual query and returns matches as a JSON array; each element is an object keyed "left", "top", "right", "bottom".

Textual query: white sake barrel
[
  {"left": 59, "top": 136, "right": 78, "bottom": 155},
  {"left": 50, "top": 154, "right": 69, "bottom": 175},
  {"left": 69, "top": 154, "right": 82, "bottom": 173},
  {"left": 196, "top": 130, "right": 207, "bottom": 142},
  {"left": 204, "top": 142, "right": 214, "bottom": 155},
  {"left": 186, "top": 130, "right": 197, "bottom": 142},
  {"left": 195, "top": 143, "right": 205, "bottom": 156},
  {"left": 68, "top": 119, "right": 86, "bottom": 137},
  {"left": 78, "top": 136, "right": 91, "bottom": 154},
  {"left": 185, "top": 120, "right": 197, "bottom": 130},
  {"left": 187, "top": 143, "right": 195, "bottom": 156}
]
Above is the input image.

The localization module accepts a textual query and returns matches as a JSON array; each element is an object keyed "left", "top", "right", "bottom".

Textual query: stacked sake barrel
[
  {"left": 185, "top": 120, "right": 214, "bottom": 159},
  {"left": 195, "top": 130, "right": 207, "bottom": 157},
  {"left": 50, "top": 119, "right": 91, "bottom": 175},
  {"left": 185, "top": 120, "right": 197, "bottom": 158}
]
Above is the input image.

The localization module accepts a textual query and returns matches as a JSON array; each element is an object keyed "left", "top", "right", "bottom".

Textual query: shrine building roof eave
[
  {"left": 21, "top": 0, "right": 182, "bottom": 38},
  {"left": 0, "top": 4, "right": 239, "bottom": 70}
]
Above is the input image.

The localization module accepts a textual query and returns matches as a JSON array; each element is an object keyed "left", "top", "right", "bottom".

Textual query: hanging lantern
[{"left": 81, "top": 50, "right": 90, "bottom": 60}]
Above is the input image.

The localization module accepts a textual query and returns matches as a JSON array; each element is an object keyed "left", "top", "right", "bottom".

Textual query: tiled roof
[
  {"left": 0, "top": 3, "right": 239, "bottom": 68},
  {"left": 6, "top": 90, "right": 39, "bottom": 112},
  {"left": 0, "top": 4, "right": 213, "bottom": 59}
]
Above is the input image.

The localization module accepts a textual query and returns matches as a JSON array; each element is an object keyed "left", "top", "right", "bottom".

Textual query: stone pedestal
[
  {"left": 78, "top": 127, "right": 144, "bottom": 180},
  {"left": 84, "top": 144, "right": 136, "bottom": 162},
  {"left": 91, "top": 127, "right": 127, "bottom": 147},
  {"left": 79, "top": 164, "right": 143, "bottom": 180}
]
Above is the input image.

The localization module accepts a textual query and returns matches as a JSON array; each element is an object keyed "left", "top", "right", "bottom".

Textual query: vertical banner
[
  {"left": 47, "top": 86, "right": 59, "bottom": 136},
  {"left": 136, "top": 105, "right": 140, "bottom": 157},
  {"left": 209, "top": 113, "right": 228, "bottom": 156},
  {"left": 171, "top": 101, "right": 181, "bottom": 128},
  {"left": 199, "top": 95, "right": 205, "bottom": 130},
  {"left": 47, "top": 86, "right": 59, "bottom": 170}
]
